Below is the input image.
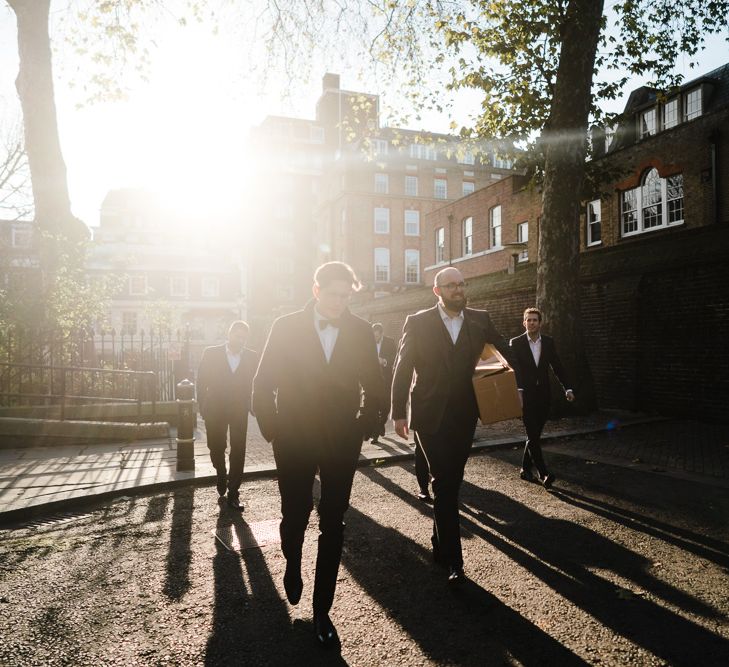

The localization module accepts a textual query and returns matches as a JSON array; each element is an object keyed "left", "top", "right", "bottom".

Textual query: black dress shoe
[
  {"left": 541, "top": 473, "right": 555, "bottom": 490},
  {"left": 519, "top": 469, "right": 534, "bottom": 482},
  {"left": 314, "top": 612, "right": 340, "bottom": 649},
  {"left": 226, "top": 494, "right": 244, "bottom": 511},
  {"left": 283, "top": 562, "right": 303, "bottom": 605},
  {"left": 370, "top": 438, "right": 380, "bottom": 444},
  {"left": 447, "top": 565, "right": 465, "bottom": 584},
  {"left": 216, "top": 474, "right": 227, "bottom": 497},
  {"left": 417, "top": 489, "right": 433, "bottom": 503}
]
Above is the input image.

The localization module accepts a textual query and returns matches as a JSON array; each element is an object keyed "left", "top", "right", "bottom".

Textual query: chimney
[{"left": 322, "top": 73, "right": 340, "bottom": 92}]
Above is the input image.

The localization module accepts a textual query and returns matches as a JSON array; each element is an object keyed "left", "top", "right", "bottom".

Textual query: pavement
[{"left": 2, "top": 409, "right": 728, "bottom": 525}]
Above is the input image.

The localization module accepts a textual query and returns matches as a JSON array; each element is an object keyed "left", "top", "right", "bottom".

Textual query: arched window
[
  {"left": 641, "top": 168, "right": 663, "bottom": 229},
  {"left": 620, "top": 169, "right": 684, "bottom": 237}
]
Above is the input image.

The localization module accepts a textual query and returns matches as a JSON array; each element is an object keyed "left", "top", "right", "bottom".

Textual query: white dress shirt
[
  {"left": 225, "top": 345, "right": 242, "bottom": 373},
  {"left": 528, "top": 334, "right": 542, "bottom": 366},
  {"left": 314, "top": 308, "right": 340, "bottom": 363},
  {"left": 438, "top": 304, "right": 465, "bottom": 344}
]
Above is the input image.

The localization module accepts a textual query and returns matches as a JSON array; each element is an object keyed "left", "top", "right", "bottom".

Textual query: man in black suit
[
  {"left": 252, "top": 262, "right": 383, "bottom": 649},
  {"left": 197, "top": 320, "right": 259, "bottom": 511},
  {"left": 371, "top": 323, "right": 396, "bottom": 444},
  {"left": 391, "top": 266, "right": 516, "bottom": 583},
  {"left": 510, "top": 307, "right": 575, "bottom": 489}
]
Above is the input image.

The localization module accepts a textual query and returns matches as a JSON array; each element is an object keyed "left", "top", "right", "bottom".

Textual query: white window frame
[
  {"left": 462, "top": 217, "right": 473, "bottom": 256},
  {"left": 409, "top": 143, "right": 437, "bottom": 160},
  {"left": 620, "top": 169, "right": 684, "bottom": 237},
  {"left": 405, "top": 249, "right": 420, "bottom": 284},
  {"left": 405, "top": 175, "right": 418, "bottom": 196},
  {"left": 434, "top": 178, "right": 448, "bottom": 200},
  {"left": 459, "top": 150, "right": 475, "bottom": 165},
  {"left": 374, "top": 172, "right": 389, "bottom": 194},
  {"left": 462, "top": 181, "right": 475, "bottom": 197},
  {"left": 435, "top": 227, "right": 445, "bottom": 264},
  {"left": 517, "top": 221, "right": 529, "bottom": 261},
  {"left": 685, "top": 88, "right": 702, "bottom": 121},
  {"left": 374, "top": 139, "right": 389, "bottom": 156},
  {"left": 374, "top": 207, "right": 390, "bottom": 234},
  {"left": 310, "top": 126, "right": 325, "bottom": 143},
  {"left": 640, "top": 108, "right": 657, "bottom": 138},
  {"left": 586, "top": 201, "right": 602, "bottom": 247},
  {"left": 201, "top": 276, "right": 220, "bottom": 298},
  {"left": 404, "top": 209, "right": 420, "bottom": 236},
  {"left": 128, "top": 275, "right": 147, "bottom": 296},
  {"left": 374, "top": 247, "right": 390, "bottom": 283},
  {"left": 489, "top": 205, "right": 502, "bottom": 248},
  {"left": 663, "top": 98, "right": 679, "bottom": 129},
  {"left": 170, "top": 276, "right": 189, "bottom": 297}
]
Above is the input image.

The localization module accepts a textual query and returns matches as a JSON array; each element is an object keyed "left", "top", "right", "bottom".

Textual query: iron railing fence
[
  {"left": 0, "top": 362, "right": 157, "bottom": 422},
  {"left": 0, "top": 325, "right": 191, "bottom": 403}
]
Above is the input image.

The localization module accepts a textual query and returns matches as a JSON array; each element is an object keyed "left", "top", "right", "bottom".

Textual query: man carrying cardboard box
[
  {"left": 510, "top": 307, "right": 575, "bottom": 489},
  {"left": 391, "top": 266, "right": 517, "bottom": 584}
]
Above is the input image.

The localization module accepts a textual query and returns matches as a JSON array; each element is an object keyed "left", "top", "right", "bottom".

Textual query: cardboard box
[{"left": 472, "top": 343, "right": 522, "bottom": 424}]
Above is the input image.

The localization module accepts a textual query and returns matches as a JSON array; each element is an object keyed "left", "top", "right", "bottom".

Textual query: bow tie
[{"left": 319, "top": 318, "right": 341, "bottom": 330}]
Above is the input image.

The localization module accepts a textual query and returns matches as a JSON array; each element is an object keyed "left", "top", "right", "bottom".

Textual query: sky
[{"left": 0, "top": 2, "right": 727, "bottom": 229}]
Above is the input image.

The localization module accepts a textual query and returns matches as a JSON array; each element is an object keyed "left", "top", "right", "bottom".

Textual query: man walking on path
[
  {"left": 252, "top": 261, "right": 383, "bottom": 649},
  {"left": 510, "top": 307, "right": 575, "bottom": 489},
  {"left": 197, "top": 320, "right": 259, "bottom": 510},
  {"left": 391, "top": 266, "right": 517, "bottom": 584}
]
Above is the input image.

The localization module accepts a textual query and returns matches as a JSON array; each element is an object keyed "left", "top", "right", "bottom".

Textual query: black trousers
[
  {"left": 414, "top": 440, "right": 430, "bottom": 492},
  {"left": 272, "top": 434, "right": 362, "bottom": 614},
  {"left": 205, "top": 412, "right": 248, "bottom": 494},
  {"left": 414, "top": 413, "right": 478, "bottom": 568},
  {"left": 521, "top": 390, "right": 551, "bottom": 477}
]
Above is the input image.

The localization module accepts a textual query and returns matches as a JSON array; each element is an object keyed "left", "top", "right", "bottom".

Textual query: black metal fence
[{"left": 0, "top": 325, "right": 191, "bottom": 409}]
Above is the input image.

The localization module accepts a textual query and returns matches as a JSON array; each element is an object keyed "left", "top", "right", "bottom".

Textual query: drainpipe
[{"left": 710, "top": 131, "right": 719, "bottom": 224}]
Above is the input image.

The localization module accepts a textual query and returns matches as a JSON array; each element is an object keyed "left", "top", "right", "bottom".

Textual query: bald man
[{"left": 391, "top": 267, "right": 517, "bottom": 583}]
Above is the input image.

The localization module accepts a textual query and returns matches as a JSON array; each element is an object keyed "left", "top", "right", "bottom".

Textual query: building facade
[
  {"left": 87, "top": 189, "right": 245, "bottom": 367},
  {"left": 248, "top": 73, "right": 516, "bottom": 339}
]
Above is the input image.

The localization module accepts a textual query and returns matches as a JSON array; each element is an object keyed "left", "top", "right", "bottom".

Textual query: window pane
[
  {"left": 463, "top": 217, "right": 473, "bottom": 255},
  {"left": 664, "top": 99, "right": 679, "bottom": 129},
  {"left": 489, "top": 206, "right": 502, "bottom": 247},
  {"left": 405, "top": 175, "right": 418, "bottom": 196},
  {"left": 685, "top": 89, "right": 702, "bottom": 120},
  {"left": 374, "top": 248, "right": 390, "bottom": 282},
  {"left": 435, "top": 227, "right": 445, "bottom": 263},
  {"left": 405, "top": 249, "right": 420, "bottom": 283},
  {"left": 587, "top": 200, "right": 601, "bottom": 245},
  {"left": 374, "top": 207, "right": 390, "bottom": 233},
  {"left": 641, "top": 109, "right": 656, "bottom": 138},
  {"left": 621, "top": 189, "right": 638, "bottom": 235},
  {"left": 462, "top": 181, "right": 475, "bottom": 196},
  {"left": 434, "top": 178, "right": 448, "bottom": 199},
  {"left": 375, "top": 173, "right": 388, "bottom": 194},
  {"left": 667, "top": 174, "right": 684, "bottom": 224},
  {"left": 404, "top": 209, "right": 420, "bottom": 236},
  {"left": 642, "top": 168, "right": 662, "bottom": 229}
]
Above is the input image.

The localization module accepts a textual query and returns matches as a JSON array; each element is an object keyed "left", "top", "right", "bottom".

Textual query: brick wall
[{"left": 353, "top": 224, "right": 729, "bottom": 421}]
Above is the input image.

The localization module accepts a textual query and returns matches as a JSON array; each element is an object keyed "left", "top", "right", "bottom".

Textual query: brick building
[
  {"left": 354, "top": 62, "right": 729, "bottom": 420},
  {"left": 248, "top": 73, "right": 516, "bottom": 341},
  {"left": 423, "top": 62, "right": 729, "bottom": 285}
]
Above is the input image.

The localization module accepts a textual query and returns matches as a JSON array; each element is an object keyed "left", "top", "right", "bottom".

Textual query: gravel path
[{"left": 1, "top": 438, "right": 728, "bottom": 666}]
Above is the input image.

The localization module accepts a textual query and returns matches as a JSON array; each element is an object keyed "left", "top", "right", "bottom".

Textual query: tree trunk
[
  {"left": 8, "top": 0, "right": 85, "bottom": 242},
  {"left": 537, "top": 0, "right": 604, "bottom": 412}
]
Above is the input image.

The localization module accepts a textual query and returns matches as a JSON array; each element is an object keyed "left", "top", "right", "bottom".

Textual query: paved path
[{"left": 2, "top": 410, "right": 728, "bottom": 524}]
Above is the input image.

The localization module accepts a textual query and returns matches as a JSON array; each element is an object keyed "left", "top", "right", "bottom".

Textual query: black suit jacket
[
  {"left": 196, "top": 344, "right": 259, "bottom": 422},
  {"left": 509, "top": 333, "right": 570, "bottom": 404},
  {"left": 252, "top": 300, "right": 384, "bottom": 445},
  {"left": 391, "top": 305, "right": 516, "bottom": 433}
]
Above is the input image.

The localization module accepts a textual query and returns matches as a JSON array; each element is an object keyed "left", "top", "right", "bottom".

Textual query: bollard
[{"left": 176, "top": 378, "right": 196, "bottom": 471}]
